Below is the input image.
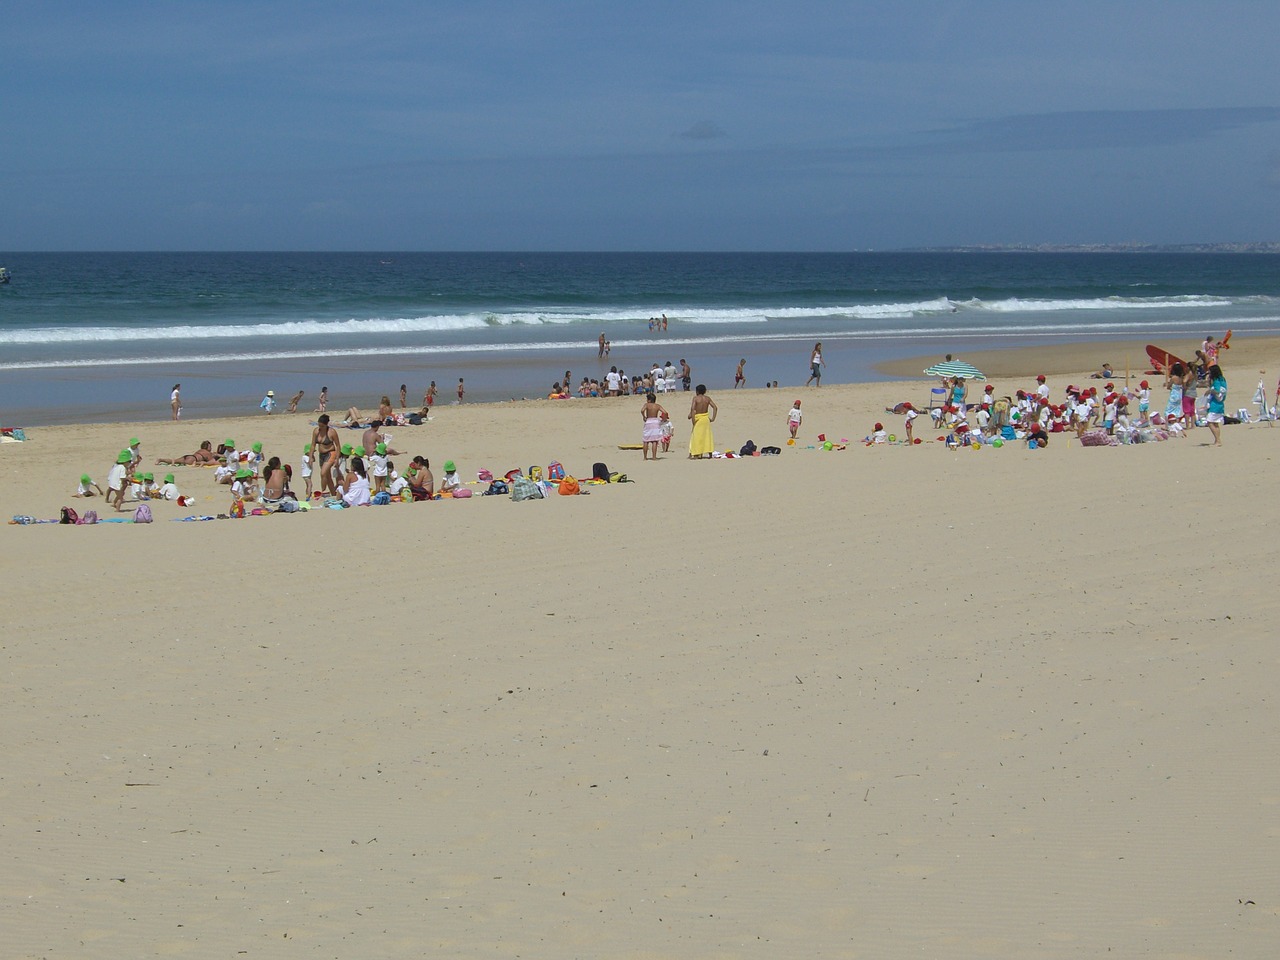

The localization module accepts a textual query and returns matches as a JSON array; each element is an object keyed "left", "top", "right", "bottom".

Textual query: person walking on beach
[
  {"left": 457, "top": 378, "right": 465, "bottom": 403},
  {"left": 688, "top": 384, "right": 718, "bottom": 459},
  {"left": 311, "top": 414, "right": 340, "bottom": 496},
  {"left": 680, "top": 359, "right": 691, "bottom": 391},
  {"left": 316, "top": 386, "right": 328, "bottom": 414},
  {"left": 170, "top": 384, "right": 182, "bottom": 421},
  {"left": 806, "top": 342, "right": 825, "bottom": 387},
  {"left": 734, "top": 358, "right": 746, "bottom": 388},
  {"left": 641, "top": 392, "right": 669, "bottom": 460}
]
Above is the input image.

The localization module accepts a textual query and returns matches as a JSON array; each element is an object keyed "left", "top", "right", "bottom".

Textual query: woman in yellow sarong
[{"left": 688, "top": 384, "right": 718, "bottom": 458}]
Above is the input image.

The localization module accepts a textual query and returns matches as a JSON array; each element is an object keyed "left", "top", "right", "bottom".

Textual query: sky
[{"left": 4, "top": 1, "right": 1280, "bottom": 251}]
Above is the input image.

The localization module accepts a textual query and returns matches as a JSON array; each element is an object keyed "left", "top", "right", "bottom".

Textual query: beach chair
[{"left": 927, "top": 386, "right": 948, "bottom": 416}]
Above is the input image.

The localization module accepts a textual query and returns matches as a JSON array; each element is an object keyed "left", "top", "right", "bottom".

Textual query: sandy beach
[{"left": 4, "top": 338, "right": 1280, "bottom": 958}]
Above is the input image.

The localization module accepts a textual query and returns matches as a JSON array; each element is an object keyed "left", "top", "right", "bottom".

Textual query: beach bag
[
  {"left": 77, "top": 510, "right": 99, "bottom": 525},
  {"left": 759, "top": 446, "right": 782, "bottom": 456},
  {"left": 59, "top": 506, "right": 79, "bottom": 525},
  {"left": 477, "top": 468, "right": 493, "bottom": 482},
  {"left": 739, "top": 440, "right": 757, "bottom": 456},
  {"left": 504, "top": 468, "right": 523, "bottom": 482},
  {"left": 592, "top": 461, "right": 610, "bottom": 482},
  {"left": 992, "top": 397, "right": 1011, "bottom": 427},
  {"left": 547, "top": 461, "right": 565, "bottom": 481},
  {"left": 134, "top": 504, "right": 154, "bottom": 523},
  {"left": 528, "top": 465, "right": 543, "bottom": 482},
  {"left": 229, "top": 499, "right": 245, "bottom": 519},
  {"left": 511, "top": 475, "right": 544, "bottom": 501},
  {"left": 484, "top": 479, "right": 509, "bottom": 496},
  {"left": 608, "top": 471, "right": 630, "bottom": 484},
  {"left": 452, "top": 487, "right": 472, "bottom": 498},
  {"left": 558, "top": 476, "right": 581, "bottom": 496},
  {"left": 371, "top": 491, "right": 391, "bottom": 505}
]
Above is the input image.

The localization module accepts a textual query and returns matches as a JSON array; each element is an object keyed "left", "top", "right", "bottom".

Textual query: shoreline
[{"left": 7, "top": 331, "right": 1274, "bottom": 429}]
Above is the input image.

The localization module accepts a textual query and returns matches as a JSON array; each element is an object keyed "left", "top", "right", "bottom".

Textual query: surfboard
[
  {"left": 617, "top": 443, "right": 643, "bottom": 450},
  {"left": 1145, "top": 344, "right": 1187, "bottom": 375}
]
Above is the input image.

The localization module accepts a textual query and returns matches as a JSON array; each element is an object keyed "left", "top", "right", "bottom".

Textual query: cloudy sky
[{"left": 4, "top": 1, "right": 1279, "bottom": 250}]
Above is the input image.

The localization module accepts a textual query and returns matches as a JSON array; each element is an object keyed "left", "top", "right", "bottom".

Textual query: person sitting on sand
[
  {"left": 261, "top": 457, "right": 289, "bottom": 504},
  {"left": 379, "top": 395, "right": 394, "bottom": 420},
  {"left": 407, "top": 456, "right": 434, "bottom": 501},
  {"left": 440, "top": 460, "right": 462, "bottom": 495},
  {"left": 340, "top": 458, "right": 371, "bottom": 507},
  {"left": 231, "top": 467, "right": 258, "bottom": 502},
  {"left": 157, "top": 473, "right": 181, "bottom": 501},
  {"left": 157, "top": 440, "right": 219, "bottom": 466},
  {"left": 1090, "top": 362, "right": 1114, "bottom": 380}
]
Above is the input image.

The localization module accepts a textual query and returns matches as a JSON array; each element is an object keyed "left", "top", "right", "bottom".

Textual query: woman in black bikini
[
  {"left": 311, "top": 414, "right": 340, "bottom": 495},
  {"left": 156, "top": 440, "right": 217, "bottom": 465}
]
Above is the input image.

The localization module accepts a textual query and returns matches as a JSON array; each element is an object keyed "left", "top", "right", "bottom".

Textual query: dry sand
[{"left": 4, "top": 339, "right": 1280, "bottom": 958}]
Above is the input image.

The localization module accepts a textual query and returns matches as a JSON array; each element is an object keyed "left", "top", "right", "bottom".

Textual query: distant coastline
[{"left": 901, "top": 241, "right": 1280, "bottom": 254}]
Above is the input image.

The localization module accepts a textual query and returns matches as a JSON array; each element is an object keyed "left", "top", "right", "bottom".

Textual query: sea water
[{"left": 0, "top": 251, "right": 1277, "bottom": 424}]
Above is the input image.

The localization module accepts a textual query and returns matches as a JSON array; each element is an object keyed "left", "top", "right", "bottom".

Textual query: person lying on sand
[{"left": 157, "top": 440, "right": 219, "bottom": 465}]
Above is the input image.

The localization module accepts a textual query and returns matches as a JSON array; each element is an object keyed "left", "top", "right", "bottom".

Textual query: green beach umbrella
[{"left": 923, "top": 359, "right": 986, "bottom": 381}]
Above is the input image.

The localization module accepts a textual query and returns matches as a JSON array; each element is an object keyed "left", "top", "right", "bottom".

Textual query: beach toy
[
  {"left": 823, "top": 441, "right": 833, "bottom": 451},
  {"left": 888, "top": 434, "right": 896, "bottom": 443},
  {"left": 817, "top": 433, "right": 826, "bottom": 442},
  {"left": 116, "top": 450, "right": 132, "bottom": 464},
  {"left": 971, "top": 439, "right": 981, "bottom": 449},
  {"left": 913, "top": 437, "right": 922, "bottom": 444},
  {"left": 1027, "top": 440, "right": 1038, "bottom": 449},
  {"left": 787, "top": 438, "right": 796, "bottom": 446}
]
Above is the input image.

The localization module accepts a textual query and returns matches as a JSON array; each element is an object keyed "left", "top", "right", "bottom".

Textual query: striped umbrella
[{"left": 923, "top": 359, "right": 986, "bottom": 381}]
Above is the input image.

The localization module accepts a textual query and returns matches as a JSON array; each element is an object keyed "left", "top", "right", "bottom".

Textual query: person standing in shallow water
[
  {"left": 170, "top": 383, "right": 181, "bottom": 420},
  {"left": 806, "top": 342, "right": 825, "bottom": 386},
  {"left": 688, "top": 384, "right": 718, "bottom": 459}
]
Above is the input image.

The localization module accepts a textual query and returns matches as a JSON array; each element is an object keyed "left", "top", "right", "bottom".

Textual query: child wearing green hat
[
  {"left": 440, "top": 460, "right": 461, "bottom": 495},
  {"left": 75, "top": 473, "right": 104, "bottom": 498},
  {"left": 107, "top": 449, "right": 132, "bottom": 512},
  {"left": 158, "top": 473, "right": 181, "bottom": 501},
  {"left": 369, "top": 442, "right": 389, "bottom": 493},
  {"left": 301, "top": 443, "right": 313, "bottom": 499}
]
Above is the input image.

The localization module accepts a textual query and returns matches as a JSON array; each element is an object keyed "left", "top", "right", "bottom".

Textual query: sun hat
[
  {"left": 304, "top": 443, "right": 311, "bottom": 453},
  {"left": 1140, "top": 380, "right": 1149, "bottom": 388},
  {"left": 444, "top": 460, "right": 456, "bottom": 472},
  {"left": 1036, "top": 375, "right": 1045, "bottom": 382},
  {"left": 164, "top": 474, "right": 175, "bottom": 483},
  {"left": 235, "top": 468, "right": 252, "bottom": 479},
  {"left": 874, "top": 423, "right": 884, "bottom": 431},
  {"left": 267, "top": 390, "right": 274, "bottom": 396},
  {"left": 376, "top": 442, "right": 387, "bottom": 455},
  {"left": 354, "top": 446, "right": 365, "bottom": 457},
  {"left": 225, "top": 438, "right": 235, "bottom": 448},
  {"left": 116, "top": 450, "right": 132, "bottom": 463},
  {"left": 252, "top": 442, "right": 263, "bottom": 453},
  {"left": 144, "top": 473, "right": 154, "bottom": 481},
  {"left": 81, "top": 473, "right": 92, "bottom": 484},
  {"left": 129, "top": 437, "right": 140, "bottom": 446},
  {"left": 341, "top": 444, "right": 352, "bottom": 456}
]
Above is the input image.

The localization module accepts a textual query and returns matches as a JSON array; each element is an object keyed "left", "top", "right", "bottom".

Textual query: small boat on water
[{"left": 0, "top": 267, "right": 10, "bottom": 284}]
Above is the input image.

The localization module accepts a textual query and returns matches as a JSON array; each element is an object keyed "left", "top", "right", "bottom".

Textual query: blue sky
[{"left": 4, "top": 1, "right": 1279, "bottom": 251}]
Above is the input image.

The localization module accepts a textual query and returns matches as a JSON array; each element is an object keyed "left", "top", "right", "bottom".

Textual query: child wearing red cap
[{"left": 902, "top": 402, "right": 919, "bottom": 443}]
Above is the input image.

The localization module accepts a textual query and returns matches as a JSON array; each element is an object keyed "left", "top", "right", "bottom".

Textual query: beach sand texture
[{"left": 4, "top": 343, "right": 1280, "bottom": 958}]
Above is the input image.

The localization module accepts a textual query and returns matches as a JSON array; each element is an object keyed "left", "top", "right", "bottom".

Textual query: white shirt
[
  {"left": 342, "top": 475, "right": 370, "bottom": 506},
  {"left": 158, "top": 482, "right": 180, "bottom": 501},
  {"left": 368, "top": 453, "right": 388, "bottom": 478}
]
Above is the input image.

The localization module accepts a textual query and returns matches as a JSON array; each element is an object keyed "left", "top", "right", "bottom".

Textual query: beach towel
[{"left": 688, "top": 412, "right": 715, "bottom": 457}]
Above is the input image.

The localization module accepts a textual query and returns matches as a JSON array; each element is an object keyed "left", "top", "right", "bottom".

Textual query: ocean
[{"left": 1, "top": 251, "right": 1277, "bottom": 425}]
